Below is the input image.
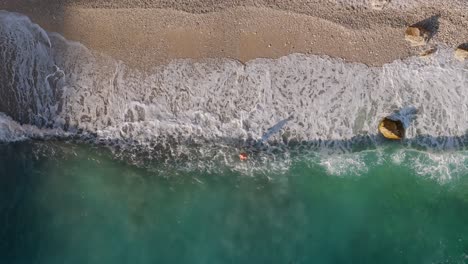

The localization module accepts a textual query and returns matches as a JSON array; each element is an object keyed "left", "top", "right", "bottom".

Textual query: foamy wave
[
  {"left": 1, "top": 11, "right": 467, "bottom": 151},
  {"left": 44, "top": 46, "right": 467, "bottom": 152},
  {"left": 0, "top": 113, "right": 67, "bottom": 142},
  {"left": 319, "top": 152, "right": 369, "bottom": 176},
  {"left": 318, "top": 148, "right": 468, "bottom": 182},
  {"left": 0, "top": 11, "right": 467, "bottom": 180},
  {"left": 405, "top": 150, "right": 468, "bottom": 182}
]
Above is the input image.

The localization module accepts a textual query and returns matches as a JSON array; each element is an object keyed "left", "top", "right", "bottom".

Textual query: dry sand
[{"left": 1, "top": 0, "right": 467, "bottom": 69}]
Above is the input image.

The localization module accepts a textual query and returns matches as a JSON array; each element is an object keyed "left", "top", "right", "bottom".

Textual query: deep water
[{"left": 1, "top": 141, "right": 468, "bottom": 264}]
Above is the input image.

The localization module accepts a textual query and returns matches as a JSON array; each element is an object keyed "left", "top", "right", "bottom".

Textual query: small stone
[
  {"left": 371, "top": 0, "right": 389, "bottom": 10},
  {"left": 378, "top": 118, "right": 405, "bottom": 140},
  {"left": 405, "top": 26, "right": 429, "bottom": 46},
  {"left": 420, "top": 47, "right": 437, "bottom": 58},
  {"left": 454, "top": 46, "right": 468, "bottom": 61}
]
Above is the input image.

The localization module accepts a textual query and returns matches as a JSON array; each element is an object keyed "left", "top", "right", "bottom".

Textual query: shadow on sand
[{"left": 410, "top": 15, "right": 440, "bottom": 42}]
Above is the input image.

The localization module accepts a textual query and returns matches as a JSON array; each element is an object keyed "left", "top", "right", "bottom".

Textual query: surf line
[{"left": 239, "top": 115, "right": 293, "bottom": 161}]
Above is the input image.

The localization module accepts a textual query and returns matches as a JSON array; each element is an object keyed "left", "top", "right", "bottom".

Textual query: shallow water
[{"left": 1, "top": 141, "right": 468, "bottom": 263}]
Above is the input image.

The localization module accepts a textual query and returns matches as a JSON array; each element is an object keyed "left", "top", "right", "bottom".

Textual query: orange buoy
[{"left": 239, "top": 152, "right": 248, "bottom": 161}]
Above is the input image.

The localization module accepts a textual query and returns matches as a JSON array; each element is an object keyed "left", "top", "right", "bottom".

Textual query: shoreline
[{"left": 1, "top": 1, "right": 467, "bottom": 69}]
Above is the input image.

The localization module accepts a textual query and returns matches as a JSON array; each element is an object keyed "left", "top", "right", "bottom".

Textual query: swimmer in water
[
  {"left": 239, "top": 152, "right": 248, "bottom": 161},
  {"left": 239, "top": 115, "right": 293, "bottom": 161}
]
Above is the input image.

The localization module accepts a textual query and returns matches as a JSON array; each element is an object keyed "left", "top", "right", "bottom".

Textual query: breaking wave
[{"left": 0, "top": 11, "right": 467, "bottom": 179}]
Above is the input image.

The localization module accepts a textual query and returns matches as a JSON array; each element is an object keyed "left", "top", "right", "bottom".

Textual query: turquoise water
[{"left": 1, "top": 141, "right": 468, "bottom": 263}]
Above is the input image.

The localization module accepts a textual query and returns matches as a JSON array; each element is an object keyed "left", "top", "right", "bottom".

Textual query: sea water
[
  {"left": 0, "top": 11, "right": 468, "bottom": 263},
  {"left": 1, "top": 142, "right": 468, "bottom": 263}
]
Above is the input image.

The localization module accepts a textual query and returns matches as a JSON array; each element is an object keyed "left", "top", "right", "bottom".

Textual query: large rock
[
  {"left": 454, "top": 46, "right": 468, "bottom": 61},
  {"left": 378, "top": 118, "right": 405, "bottom": 140},
  {"left": 405, "top": 26, "right": 429, "bottom": 46}
]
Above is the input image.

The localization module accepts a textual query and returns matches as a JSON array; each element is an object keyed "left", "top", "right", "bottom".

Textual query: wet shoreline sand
[{"left": 1, "top": 0, "right": 467, "bottom": 69}]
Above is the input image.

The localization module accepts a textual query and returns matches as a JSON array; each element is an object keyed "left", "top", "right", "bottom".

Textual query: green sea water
[{"left": 1, "top": 141, "right": 468, "bottom": 264}]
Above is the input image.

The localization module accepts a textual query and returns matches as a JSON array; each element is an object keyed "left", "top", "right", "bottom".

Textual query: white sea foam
[
  {"left": 319, "top": 152, "right": 369, "bottom": 176},
  {"left": 43, "top": 44, "right": 467, "bottom": 150},
  {"left": 0, "top": 11, "right": 56, "bottom": 125},
  {"left": 405, "top": 150, "right": 468, "bottom": 182},
  {"left": 0, "top": 11, "right": 467, "bottom": 179},
  {"left": 0, "top": 113, "right": 66, "bottom": 142}
]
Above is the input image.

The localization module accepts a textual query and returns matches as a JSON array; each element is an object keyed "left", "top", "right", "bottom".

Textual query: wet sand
[{"left": 1, "top": 0, "right": 467, "bottom": 69}]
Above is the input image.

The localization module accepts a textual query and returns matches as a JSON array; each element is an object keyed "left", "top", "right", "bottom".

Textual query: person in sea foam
[{"left": 239, "top": 115, "right": 293, "bottom": 161}]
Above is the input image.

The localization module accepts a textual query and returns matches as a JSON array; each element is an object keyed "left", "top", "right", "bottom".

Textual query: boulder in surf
[
  {"left": 378, "top": 118, "right": 405, "bottom": 140},
  {"left": 405, "top": 26, "right": 429, "bottom": 46},
  {"left": 454, "top": 46, "right": 468, "bottom": 61}
]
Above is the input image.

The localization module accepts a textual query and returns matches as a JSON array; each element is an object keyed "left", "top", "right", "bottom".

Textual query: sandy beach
[{"left": 1, "top": 0, "right": 467, "bottom": 69}]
